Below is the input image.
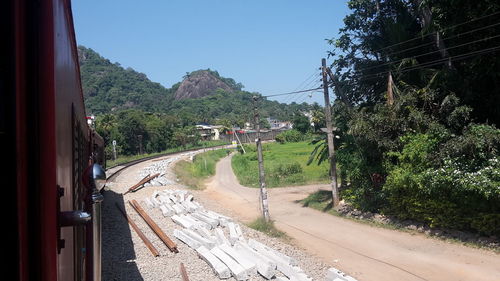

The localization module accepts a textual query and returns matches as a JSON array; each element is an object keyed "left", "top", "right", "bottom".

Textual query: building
[
  {"left": 195, "top": 124, "right": 223, "bottom": 140},
  {"left": 266, "top": 117, "right": 293, "bottom": 130}
]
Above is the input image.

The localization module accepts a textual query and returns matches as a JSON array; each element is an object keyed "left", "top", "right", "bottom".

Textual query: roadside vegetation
[
  {"left": 247, "top": 217, "right": 287, "bottom": 239},
  {"left": 174, "top": 149, "right": 230, "bottom": 189},
  {"left": 304, "top": 0, "right": 500, "bottom": 238},
  {"left": 232, "top": 140, "right": 329, "bottom": 188}
]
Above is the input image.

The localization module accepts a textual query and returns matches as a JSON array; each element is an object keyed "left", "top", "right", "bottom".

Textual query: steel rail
[
  {"left": 128, "top": 200, "right": 179, "bottom": 253},
  {"left": 180, "top": 262, "right": 190, "bottom": 281},
  {"left": 123, "top": 173, "right": 160, "bottom": 195},
  {"left": 115, "top": 203, "right": 160, "bottom": 257}
]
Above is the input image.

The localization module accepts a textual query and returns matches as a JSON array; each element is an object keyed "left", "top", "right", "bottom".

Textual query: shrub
[
  {"left": 383, "top": 130, "right": 500, "bottom": 236},
  {"left": 275, "top": 130, "right": 304, "bottom": 144}
]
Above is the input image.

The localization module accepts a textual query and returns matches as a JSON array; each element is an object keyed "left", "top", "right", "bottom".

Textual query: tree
[{"left": 292, "top": 113, "right": 311, "bottom": 134}]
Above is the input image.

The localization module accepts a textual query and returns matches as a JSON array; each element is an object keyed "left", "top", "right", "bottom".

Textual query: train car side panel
[{"left": 53, "top": 0, "right": 92, "bottom": 280}]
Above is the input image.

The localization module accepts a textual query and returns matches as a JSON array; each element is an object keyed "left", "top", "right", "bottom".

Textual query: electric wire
[
  {"left": 363, "top": 10, "right": 500, "bottom": 55},
  {"left": 380, "top": 21, "right": 500, "bottom": 58},
  {"left": 283, "top": 72, "right": 321, "bottom": 104},
  {"left": 263, "top": 86, "right": 323, "bottom": 98},
  {"left": 293, "top": 82, "right": 322, "bottom": 104},
  {"left": 352, "top": 32, "right": 500, "bottom": 75},
  {"left": 344, "top": 44, "right": 500, "bottom": 83},
  {"left": 266, "top": 13, "right": 500, "bottom": 102}
]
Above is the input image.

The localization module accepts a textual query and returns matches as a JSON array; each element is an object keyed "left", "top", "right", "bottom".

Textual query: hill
[
  {"left": 78, "top": 46, "right": 173, "bottom": 113},
  {"left": 174, "top": 70, "right": 234, "bottom": 100},
  {"left": 78, "top": 46, "right": 313, "bottom": 124}
]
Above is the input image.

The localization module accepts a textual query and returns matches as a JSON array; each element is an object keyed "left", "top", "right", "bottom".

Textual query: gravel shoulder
[{"left": 103, "top": 150, "right": 330, "bottom": 281}]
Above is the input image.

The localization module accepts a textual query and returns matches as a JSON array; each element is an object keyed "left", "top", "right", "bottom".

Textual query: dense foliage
[
  {"left": 309, "top": 0, "right": 500, "bottom": 235},
  {"left": 275, "top": 130, "right": 308, "bottom": 144},
  {"left": 79, "top": 46, "right": 313, "bottom": 125},
  {"left": 94, "top": 109, "right": 203, "bottom": 158},
  {"left": 79, "top": 46, "right": 315, "bottom": 157},
  {"left": 78, "top": 46, "right": 173, "bottom": 113}
]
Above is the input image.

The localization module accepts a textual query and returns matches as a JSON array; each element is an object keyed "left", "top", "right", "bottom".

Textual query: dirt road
[{"left": 204, "top": 155, "right": 500, "bottom": 281}]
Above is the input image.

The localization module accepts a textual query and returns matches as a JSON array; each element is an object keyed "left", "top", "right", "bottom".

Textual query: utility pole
[
  {"left": 322, "top": 58, "right": 340, "bottom": 207},
  {"left": 253, "top": 96, "right": 271, "bottom": 222},
  {"left": 112, "top": 140, "right": 117, "bottom": 160},
  {"left": 233, "top": 129, "right": 246, "bottom": 154}
]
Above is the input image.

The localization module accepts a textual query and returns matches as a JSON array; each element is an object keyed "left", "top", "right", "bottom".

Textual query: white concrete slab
[
  {"left": 227, "top": 222, "right": 239, "bottom": 245},
  {"left": 210, "top": 246, "right": 248, "bottom": 280},
  {"left": 184, "top": 229, "right": 216, "bottom": 249},
  {"left": 171, "top": 215, "right": 194, "bottom": 229},
  {"left": 234, "top": 241, "right": 276, "bottom": 279},
  {"left": 192, "top": 212, "right": 219, "bottom": 228},
  {"left": 196, "top": 246, "right": 231, "bottom": 279},
  {"left": 219, "top": 244, "right": 257, "bottom": 275},
  {"left": 214, "top": 228, "right": 232, "bottom": 247},
  {"left": 248, "top": 239, "right": 296, "bottom": 266},
  {"left": 173, "top": 229, "right": 201, "bottom": 249}
]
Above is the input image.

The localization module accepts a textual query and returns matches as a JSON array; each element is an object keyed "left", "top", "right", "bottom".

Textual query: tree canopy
[{"left": 309, "top": 0, "right": 500, "bottom": 236}]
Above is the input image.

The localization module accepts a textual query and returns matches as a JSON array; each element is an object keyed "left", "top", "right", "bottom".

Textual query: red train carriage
[{"left": 2, "top": 1, "right": 106, "bottom": 280}]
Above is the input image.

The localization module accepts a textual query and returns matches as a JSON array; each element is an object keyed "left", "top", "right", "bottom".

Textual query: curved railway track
[{"left": 106, "top": 145, "right": 229, "bottom": 182}]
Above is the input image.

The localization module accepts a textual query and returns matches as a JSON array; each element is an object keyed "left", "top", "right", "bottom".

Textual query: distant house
[
  {"left": 266, "top": 117, "right": 293, "bottom": 130},
  {"left": 195, "top": 124, "right": 223, "bottom": 140}
]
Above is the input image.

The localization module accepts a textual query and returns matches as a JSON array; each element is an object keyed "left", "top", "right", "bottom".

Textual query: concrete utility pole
[
  {"left": 112, "top": 140, "right": 117, "bottom": 160},
  {"left": 253, "top": 96, "right": 271, "bottom": 222},
  {"left": 233, "top": 129, "right": 246, "bottom": 154},
  {"left": 322, "top": 58, "right": 340, "bottom": 207}
]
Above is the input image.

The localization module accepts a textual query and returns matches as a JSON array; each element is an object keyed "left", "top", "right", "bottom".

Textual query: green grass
[
  {"left": 174, "top": 149, "right": 230, "bottom": 189},
  {"left": 231, "top": 141, "right": 330, "bottom": 188},
  {"left": 106, "top": 140, "right": 227, "bottom": 168},
  {"left": 247, "top": 217, "right": 287, "bottom": 238}
]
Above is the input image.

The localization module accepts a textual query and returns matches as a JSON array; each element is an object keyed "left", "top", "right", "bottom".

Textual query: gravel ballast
[{"left": 102, "top": 151, "right": 337, "bottom": 281}]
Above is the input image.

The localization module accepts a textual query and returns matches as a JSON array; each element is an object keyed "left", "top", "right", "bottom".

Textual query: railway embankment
[{"left": 103, "top": 149, "right": 347, "bottom": 281}]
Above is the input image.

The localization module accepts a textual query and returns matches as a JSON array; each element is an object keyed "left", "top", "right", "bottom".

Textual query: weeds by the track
[{"left": 247, "top": 217, "right": 288, "bottom": 239}]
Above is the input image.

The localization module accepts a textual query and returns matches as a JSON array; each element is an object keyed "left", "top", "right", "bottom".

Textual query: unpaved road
[{"left": 204, "top": 154, "right": 500, "bottom": 281}]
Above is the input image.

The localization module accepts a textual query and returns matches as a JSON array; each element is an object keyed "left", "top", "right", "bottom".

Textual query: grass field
[
  {"left": 231, "top": 141, "right": 330, "bottom": 188},
  {"left": 174, "top": 149, "right": 230, "bottom": 189}
]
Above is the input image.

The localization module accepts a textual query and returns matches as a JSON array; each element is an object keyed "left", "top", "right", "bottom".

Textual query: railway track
[{"left": 106, "top": 145, "right": 230, "bottom": 182}]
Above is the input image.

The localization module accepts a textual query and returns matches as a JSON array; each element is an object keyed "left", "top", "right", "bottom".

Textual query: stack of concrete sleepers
[{"left": 143, "top": 189, "right": 314, "bottom": 281}]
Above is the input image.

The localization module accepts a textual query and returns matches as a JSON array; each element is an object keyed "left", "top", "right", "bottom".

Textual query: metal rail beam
[
  {"left": 115, "top": 203, "right": 160, "bottom": 257},
  {"left": 128, "top": 200, "right": 179, "bottom": 253}
]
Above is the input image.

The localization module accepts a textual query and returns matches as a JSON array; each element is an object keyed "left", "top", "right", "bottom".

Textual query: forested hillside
[
  {"left": 78, "top": 46, "right": 313, "bottom": 158},
  {"left": 78, "top": 46, "right": 174, "bottom": 113},
  {"left": 308, "top": 0, "right": 500, "bottom": 236},
  {"left": 78, "top": 46, "right": 312, "bottom": 123}
]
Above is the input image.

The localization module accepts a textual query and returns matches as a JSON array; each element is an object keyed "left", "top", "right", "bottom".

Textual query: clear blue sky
[{"left": 72, "top": 0, "right": 350, "bottom": 105}]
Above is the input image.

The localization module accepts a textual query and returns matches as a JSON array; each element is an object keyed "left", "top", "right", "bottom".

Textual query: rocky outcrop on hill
[{"left": 174, "top": 70, "right": 233, "bottom": 100}]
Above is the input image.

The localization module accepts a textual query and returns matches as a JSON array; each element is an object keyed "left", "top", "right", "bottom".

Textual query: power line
[
  {"left": 381, "top": 21, "right": 500, "bottom": 58},
  {"left": 350, "top": 44, "right": 500, "bottom": 82},
  {"left": 283, "top": 72, "right": 321, "bottom": 104},
  {"left": 292, "top": 82, "right": 322, "bottom": 104},
  {"left": 351, "top": 33, "right": 500, "bottom": 75},
  {"left": 363, "top": 10, "right": 500, "bottom": 55},
  {"left": 263, "top": 86, "right": 323, "bottom": 98}
]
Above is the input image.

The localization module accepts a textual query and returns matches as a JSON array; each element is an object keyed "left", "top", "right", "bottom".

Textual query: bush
[
  {"left": 383, "top": 130, "right": 500, "bottom": 236},
  {"left": 275, "top": 130, "right": 304, "bottom": 144}
]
